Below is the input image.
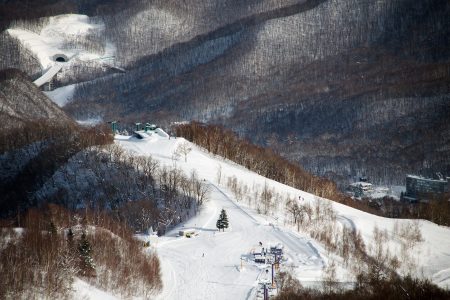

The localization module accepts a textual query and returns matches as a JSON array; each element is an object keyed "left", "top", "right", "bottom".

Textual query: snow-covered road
[{"left": 34, "top": 64, "right": 63, "bottom": 87}]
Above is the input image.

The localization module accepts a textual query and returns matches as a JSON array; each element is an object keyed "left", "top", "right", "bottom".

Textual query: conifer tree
[
  {"left": 216, "top": 209, "right": 229, "bottom": 232},
  {"left": 216, "top": 218, "right": 223, "bottom": 231},
  {"left": 78, "top": 231, "right": 96, "bottom": 276},
  {"left": 220, "top": 209, "right": 229, "bottom": 230}
]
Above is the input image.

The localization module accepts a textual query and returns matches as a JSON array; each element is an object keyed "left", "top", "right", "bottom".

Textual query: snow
[
  {"left": 124, "top": 133, "right": 450, "bottom": 293},
  {"left": 33, "top": 64, "right": 63, "bottom": 87},
  {"left": 114, "top": 134, "right": 329, "bottom": 299},
  {"left": 72, "top": 278, "right": 119, "bottom": 300},
  {"left": 0, "top": 142, "right": 46, "bottom": 181},
  {"left": 76, "top": 117, "right": 103, "bottom": 126},
  {"left": 433, "top": 269, "right": 450, "bottom": 288},
  {"left": 154, "top": 128, "right": 170, "bottom": 138},
  {"left": 369, "top": 186, "right": 390, "bottom": 199},
  {"left": 7, "top": 14, "right": 115, "bottom": 69},
  {"left": 348, "top": 182, "right": 405, "bottom": 200},
  {"left": 349, "top": 182, "right": 372, "bottom": 187},
  {"left": 113, "top": 133, "right": 450, "bottom": 298},
  {"left": 44, "top": 83, "right": 76, "bottom": 107}
]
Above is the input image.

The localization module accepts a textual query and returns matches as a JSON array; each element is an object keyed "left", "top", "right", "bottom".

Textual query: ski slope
[
  {"left": 44, "top": 83, "right": 76, "bottom": 106},
  {"left": 115, "top": 133, "right": 450, "bottom": 299},
  {"left": 153, "top": 183, "right": 326, "bottom": 300},
  {"left": 117, "top": 135, "right": 333, "bottom": 299}
]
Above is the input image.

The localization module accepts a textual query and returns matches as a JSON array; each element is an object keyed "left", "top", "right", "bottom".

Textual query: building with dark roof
[{"left": 404, "top": 175, "right": 449, "bottom": 202}]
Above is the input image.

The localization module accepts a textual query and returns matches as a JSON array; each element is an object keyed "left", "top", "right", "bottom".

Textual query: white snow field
[
  {"left": 73, "top": 278, "right": 119, "bottom": 300},
  {"left": 152, "top": 183, "right": 328, "bottom": 300},
  {"left": 7, "top": 14, "right": 115, "bottom": 91},
  {"left": 44, "top": 83, "right": 76, "bottom": 107},
  {"left": 113, "top": 132, "right": 450, "bottom": 299},
  {"left": 7, "top": 14, "right": 113, "bottom": 69}
]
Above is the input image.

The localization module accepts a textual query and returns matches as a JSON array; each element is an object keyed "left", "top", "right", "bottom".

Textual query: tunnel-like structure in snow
[
  {"left": 33, "top": 54, "right": 70, "bottom": 87},
  {"left": 51, "top": 53, "right": 69, "bottom": 62}
]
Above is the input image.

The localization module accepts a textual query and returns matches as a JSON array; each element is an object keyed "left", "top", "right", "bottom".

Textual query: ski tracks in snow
[{"left": 153, "top": 179, "right": 326, "bottom": 299}]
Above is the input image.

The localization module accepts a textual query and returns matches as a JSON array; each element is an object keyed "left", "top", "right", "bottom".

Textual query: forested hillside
[
  {"left": 1, "top": 2, "right": 449, "bottom": 297},
  {"left": 1, "top": 0, "right": 449, "bottom": 186},
  {"left": 0, "top": 69, "right": 74, "bottom": 127}
]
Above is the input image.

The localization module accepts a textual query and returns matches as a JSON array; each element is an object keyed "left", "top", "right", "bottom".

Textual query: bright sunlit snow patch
[
  {"left": 44, "top": 83, "right": 76, "bottom": 107},
  {"left": 72, "top": 278, "right": 119, "bottom": 300},
  {"left": 41, "top": 14, "right": 103, "bottom": 36},
  {"left": 76, "top": 117, "right": 103, "bottom": 126},
  {"left": 7, "top": 14, "right": 114, "bottom": 69}
]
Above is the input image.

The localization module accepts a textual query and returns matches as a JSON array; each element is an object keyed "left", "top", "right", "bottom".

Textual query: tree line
[
  {"left": 174, "top": 122, "right": 450, "bottom": 226},
  {"left": 0, "top": 120, "right": 113, "bottom": 218},
  {"left": 0, "top": 119, "right": 210, "bottom": 237},
  {"left": 175, "top": 121, "right": 340, "bottom": 200},
  {"left": 0, "top": 120, "right": 209, "bottom": 299},
  {"left": 274, "top": 271, "right": 450, "bottom": 300},
  {"left": 0, "top": 203, "right": 161, "bottom": 299}
]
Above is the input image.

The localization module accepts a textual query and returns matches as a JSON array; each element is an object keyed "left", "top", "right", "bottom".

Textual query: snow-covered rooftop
[
  {"left": 349, "top": 181, "right": 373, "bottom": 187},
  {"left": 407, "top": 174, "right": 448, "bottom": 183}
]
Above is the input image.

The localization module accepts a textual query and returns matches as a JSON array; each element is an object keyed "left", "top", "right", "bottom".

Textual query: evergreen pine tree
[
  {"left": 216, "top": 209, "right": 229, "bottom": 232},
  {"left": 216, "top": 218, "right": 223, "bottom": 231},
  {"left": 78, "top": 231, "right": 96, "bottom": 276},
  {"left": 220, "top": 209, "right": 229, "bottom": 230}
]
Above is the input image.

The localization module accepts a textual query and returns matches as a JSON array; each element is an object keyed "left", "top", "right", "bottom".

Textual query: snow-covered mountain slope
[
  {"left": 115, "top": 133, "right": 450, "bottom": 299},
  {"left": 0, "top": 69, "right": 74, "bottom": 128},
  {"left": 7, "top": 14, "right": 114, "bottom": 69},
  {"left": 44, "top": 83, "right": 77, "bottom": 107},
  {"left": 54, "top": 0, "right": 449, "bottom": 187},
  {"left": 5, "top": 13, "right": 116, "bottom": 95},
  {"left": 72, "top": 278, "right": 119, "bottom": 300}
]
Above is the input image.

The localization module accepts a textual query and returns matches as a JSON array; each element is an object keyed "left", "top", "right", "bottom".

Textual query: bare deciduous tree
[{"left": 174, "top": 141, "right": 192, "bottom": 162}]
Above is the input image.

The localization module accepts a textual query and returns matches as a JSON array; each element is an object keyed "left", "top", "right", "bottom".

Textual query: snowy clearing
[
  {"left": 7, "top": 14, "right": 114, "bottom": 69},
  {"left": 73, "top": 278, "right": 119, "bottom": 300},
  {"left": 44, "top": 83, "right": 76, "bottom": 107}
]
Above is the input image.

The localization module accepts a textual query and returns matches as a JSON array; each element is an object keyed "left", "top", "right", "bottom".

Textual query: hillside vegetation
[
  {"left": 175, "top": 122, "right": 450, "bottom": 226},
  {"left": 48, "top": 0, "right": 449, "bottom": 186},
  {"left": 0, "top": 120, "right": 112, "bottom": 218},
  {"left": 1, "top": 0, "right": 449, "bottom": 185},
  {"left": 274, "top": 271, "right": 450, "bottom": 300},
  {"left": 0, "top": 69, "right": 74, "bottom": 128},
  {"left": 0, "top": 204, "right": 161, "bottom": 299}
]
